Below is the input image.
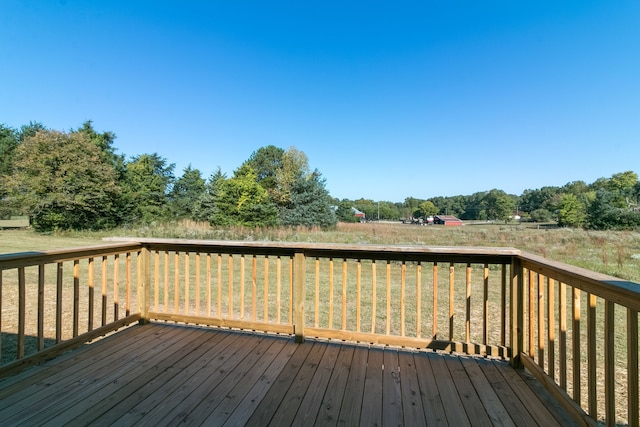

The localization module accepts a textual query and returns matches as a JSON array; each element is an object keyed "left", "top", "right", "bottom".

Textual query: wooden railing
[
  {"left": 0, "top": 238, "right": 638, "bottom": 426},
  {"left": 0, "top": 242, "right": 143, "bottom": 372},
  {"left": 514, "top": 252, "right": 640, "bottom": 427}
]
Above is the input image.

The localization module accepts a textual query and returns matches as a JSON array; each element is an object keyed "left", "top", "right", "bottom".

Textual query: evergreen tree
[
  {"left": 121, "top": 153, "right": 175, "bottom": 224},
  {"left": 243, "top": 145, "right": 285, "bottom": 195},
  {"left": 169, "top": 165, "right": 206, "bottom": 219},
  {"left": 193, "top": 168, "right": 226, "bottom": 223},
  {"left": 75, "top": 120, "right": 125, "bottom": 177},
  {"left": 336, "top": 200, "right": 357, "bottom": 222},
  {"left": 278, "top": 170, "right": 336, "bottom": 228}
]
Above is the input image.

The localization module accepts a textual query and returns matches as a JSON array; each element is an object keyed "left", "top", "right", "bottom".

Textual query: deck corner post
[
  {"left": 293, "top": 251, "right": 306, "bottom": 343},
  {"left": 137, "top": 245, "right": 151, "bottom": 324},
  {"left": 510, "top": 256, "right": 524, "bottom": 368}
]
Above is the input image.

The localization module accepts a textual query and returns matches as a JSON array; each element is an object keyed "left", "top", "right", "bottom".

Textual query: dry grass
[{"left": 2, "top": 220, "right": 639, "bottom": 281}]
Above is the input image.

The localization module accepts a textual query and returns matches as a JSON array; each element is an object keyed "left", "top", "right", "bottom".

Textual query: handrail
[
  {"left": 0, "top": 237, "right": 637, "bottom": 425},
  {"left": 515, "top": 250, "right": 640, "bottom": 427},
  {"left": 518, "top": 251, "right": 640, "bottom": 311},
  {"left": 0, "top": 242, "right": 143, "bottom": 269},
  {"left": 0, "top": 243, "right": 144, "bottom": 376}
]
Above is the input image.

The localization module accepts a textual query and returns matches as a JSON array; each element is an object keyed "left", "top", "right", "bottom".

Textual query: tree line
[
  {"left": 344, "top": 172, "right": 640, "bottom": 230},
  {"left": 0, "top": 121, "right": 336, "bottom": 231},
  {"left": 2, "top": 120, "right": 639, "bottom": 231}
]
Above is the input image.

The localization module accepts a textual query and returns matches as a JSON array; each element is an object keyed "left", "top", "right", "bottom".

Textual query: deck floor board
[{"left": 0, "top": 323, "right": 578, "bottom": 426}]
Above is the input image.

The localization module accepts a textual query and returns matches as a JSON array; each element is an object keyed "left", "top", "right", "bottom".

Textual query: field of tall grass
[{"left": 2, "top": 220, "right": 639, "bottom": 283}]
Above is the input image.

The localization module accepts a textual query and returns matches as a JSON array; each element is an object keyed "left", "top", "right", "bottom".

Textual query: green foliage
[
  {"left": 558, "top": 194, "right": 587, "bottom": 228},
  {"left": 7, "top": 130, "right": 120, "bottom": 231},
  {"left": 272, "top": 147, "right": 309, "bottom": 205},
  {"left": 210, "top": 165, "right": 278, "bottom": 227},
  {"left": 4, "top": 120, "right": 640, "bottom": 232},
  {"left": 0, "top": 124, "right": 19, "bottom": 218},
  {"left": 193, "top": 168, "right": 226, "bottom": 223},
  {"left": 483, "top": 189, "right": 516, "bottom": 221},
  {"left": 529, "top": 208, "right": 552, "bottom": 223},
  {"left": 169, "top": 165, "right": 206, "bottom": 219},
  {"left": 278, "top": 170, "right": 336, "bottom": 228},
  {"left": 243, "top": 145, "right": 285, "bottom": 194},
  {"left": 428, "top": 195, "right": 465, "bottom": 217},
  {"left": 402, "top": 196, "right": 423, "bottom": 219},
  {"left": 0, "top": 124, "right": 19, "bottom": 178},
  {"left": 336, "top": 200, "right": 358, "bottom": 222},
  {"left": 518, "top": 186, "right": 560, "bottom": 213},
  {"left": 121, "top": 153, "right": 175, "bottom": 224},
  {"left": 352, "top": 199, "right": 402, "bottom": 221},
  {"left": 378, "top": 202, "right": 401, "bottom": 220},
  {"left": 18, "top": 121, "right": 46, "bottom": 142},
  {"left": 587, "top": 190, "right": 640, "bottom": 230},
  {"left": 75, "top": 120, "right": 125, "bottom": 177},
  {"left": 414, "top": 201, "right": 438, "bottom": 218},
  {"left": 352, "top": 199, "right": 377, "bottom": 219}
]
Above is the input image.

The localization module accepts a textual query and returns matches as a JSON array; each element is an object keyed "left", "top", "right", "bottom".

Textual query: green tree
[
  {"left": 169, "top": 165, "right": 206, "bottom": 219},
  {"left": 607, "top": 171, "right": 638, "bottom": 209},
  {"left": 210, "top": 165, "right": 278, "bottom": 227},
  {"left": 121, "top": 153, "right": 175, "bottom": 224},
  {"left": 403, "top": 197, "right": 423, "bottom": 219},
  {"left": 378, "top": 201, "right": 400, "bottom": 220},
  {"left": 529, "top": 208, "right": 552, "bottom": 223},
  {"left": 273, "top": 147, "right": 309, "bottom": 205},
  {"left": 0, "top": 124, "right": 19, "bottom": 177},
  {"left": 278, "top": 170, "right": 336, "bottom": 228},
  {"left": 414, "top": 201, "right": 438, "bottom": 219},
  {"left": 17, "top": 121, "right": 46, "bottom": 142},
  {"left": 518, "top": 186, "right": 560, "bottom": 214},
  {"left": 336, "top": 200, "right": 357, "bottom": 222},
  {"left": 75, "top": 120, "right": 125, "bottom": 176},
  {"left": 557, "top": 194, "right": 587, "bottom": 228},
  {"left": 428, "top": 195, "right": 465, "bottom": 217},
  {"left": 483, "top": 189, "right": 516, "bottom": 222},
  {"left": 7, "top": 129, "right": 120, "bottom": 231},
  {"left": 243, "top": 145, "right": 285, "bottom": 195},
  {"left": 193, "top": 168, "right": 226, "bottom": 223},
  {"left": 0, "top": 124, "right": 20, "bottom": 218},
  {"left": 353, "top": 199, "right": 377, "bottom": 219}
]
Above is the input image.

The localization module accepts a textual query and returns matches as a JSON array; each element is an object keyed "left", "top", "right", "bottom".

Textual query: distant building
[
  {"left": 433, "top": 215, "right": 463, "bottom": 226},
  {"left": 352, "top": 208, "right": 366, "bottom": 221}
]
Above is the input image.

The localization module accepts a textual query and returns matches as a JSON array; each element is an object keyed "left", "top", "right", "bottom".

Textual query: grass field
[{"left": 1, "top": 220, "right": 639, "bottom": 282}]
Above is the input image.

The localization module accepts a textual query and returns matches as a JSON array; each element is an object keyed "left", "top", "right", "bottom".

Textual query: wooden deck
[{"left": 0, "top": 323, "right": 576, "bottom": 426}]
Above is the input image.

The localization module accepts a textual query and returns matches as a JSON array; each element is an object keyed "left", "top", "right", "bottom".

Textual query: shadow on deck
[{"left": 0, "top": 323, "right": 577, "bottom": 426}]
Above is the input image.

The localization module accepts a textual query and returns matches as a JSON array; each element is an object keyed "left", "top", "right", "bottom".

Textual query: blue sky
[{"left": 2, "top": 1, "right": 639, "bottom": 202}]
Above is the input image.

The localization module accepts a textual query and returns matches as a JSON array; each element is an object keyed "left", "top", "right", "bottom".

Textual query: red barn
[
  {"left": 352, "top": 208, "right": 366, "bottom": 221},
  {"left": 433, "top": 215, "right": 463, "bottom": 226}
]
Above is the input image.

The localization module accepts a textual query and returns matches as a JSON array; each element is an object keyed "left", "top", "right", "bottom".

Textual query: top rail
[
  {"left": 0, "top": 242, "right": 143, "bottom": 270},
  {"left": 518, "top": 251, "right": 640, "bottom": 312},
  {"left": 104, "top": 237, "right": 521, "bottom": 262}
]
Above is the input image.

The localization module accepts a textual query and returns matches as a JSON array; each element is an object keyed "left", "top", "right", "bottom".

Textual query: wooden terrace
[
  {"left": 0, "top": 322, "right": 575, "bottom": 426},
  {"left": 0, "top": 239, "right": 638, "bottom": 425}
]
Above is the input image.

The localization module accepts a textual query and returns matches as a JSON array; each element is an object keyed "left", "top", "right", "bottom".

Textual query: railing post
[
  {"left": 293, "top": 251, "right": 306, "bottom": 343},
  {"left": 137, "top": 246, "right": 151, "bottom": 324},
  {"left": 510, "top": 256, "right": 524, "bottom": 368}
]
